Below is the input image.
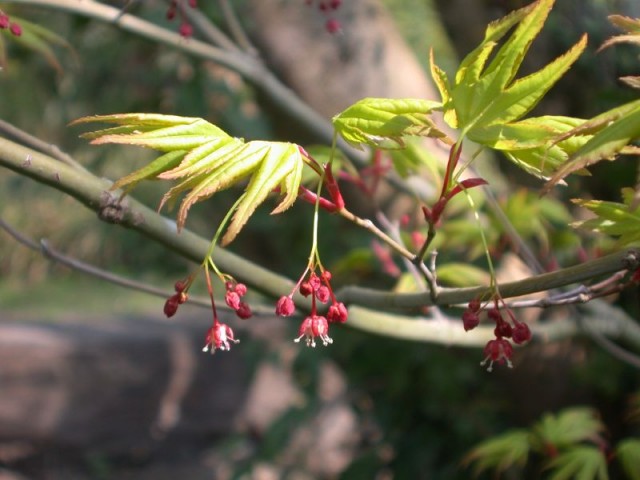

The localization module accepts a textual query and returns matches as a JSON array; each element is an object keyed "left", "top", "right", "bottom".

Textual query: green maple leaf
[
  {"left": 430, "top": 0, "right": 588, "bottom": 179},
  {"left": 73, "top": 113, "right": 305, "bottom": 245},
  {"left": 573, "top": 188, "right": 640, "bottom": 246},
  {"left": 332, "top": 97, "right": 449, "bottom": 149}
]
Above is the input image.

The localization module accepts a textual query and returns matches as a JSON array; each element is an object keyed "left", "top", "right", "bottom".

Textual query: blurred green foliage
[{"left": 2, "top": 1, "right": 640, "bottom": 479}]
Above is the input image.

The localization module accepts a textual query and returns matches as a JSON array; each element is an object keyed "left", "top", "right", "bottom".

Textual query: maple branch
[
  {"left": 336, "top": 248, "right": 640, "bottom": 309},
  {"left": 2, "top": 135, "right": 640, "bottom": 351}
]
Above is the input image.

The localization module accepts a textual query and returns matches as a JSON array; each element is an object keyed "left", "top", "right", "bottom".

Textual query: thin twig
[
  {"left": 0, "top": 118, "right": 88, "bottom": 172},
  {"left": 166, "top": 0, "right": 239, "bottom": 51},
  {"left": 503, "top": 271, "right": 629, "bottom": 309},
  {"left": 218, "top": 0, "right": 256, "bottom": 53},
  {"left": 376, "top": 211, "right": 426, "bottom": 290},
  {"left": 3, "top": 137, "right": 640, "bottom": 350},
  {"left": 0, "top": 216, "right": 277, "bottom": 316},
  {"left": 339, "top": 207, "right": 414, "bottom": 260},
  {"left": 336, "top": 248, "right": 640, "bottom": 310}
]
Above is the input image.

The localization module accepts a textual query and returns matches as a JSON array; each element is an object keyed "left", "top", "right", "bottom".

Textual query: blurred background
[{"left": 1, "top": 0, "right": 640, "bottom": 478}]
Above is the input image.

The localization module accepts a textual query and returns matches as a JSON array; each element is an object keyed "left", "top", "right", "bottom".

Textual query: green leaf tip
[
  {"left": 573, "top": 189, "right": 640, "bottom": 246},
  {"left": 332, "top": 97, "right": 449, "bottom": 150}
]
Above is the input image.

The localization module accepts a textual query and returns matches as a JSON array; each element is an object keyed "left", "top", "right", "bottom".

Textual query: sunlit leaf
[
  {"left": 473, "top": 34, "right": 586, "bottom": 128},
  {"left": 621, "top": 76, "right": 640, "bottom": 89},
  {"left": 609, "top": 14, "right": 640, "bottom": 33},
  {"left": 332, "top": 97, "right": 448, "bottom": 149},
  {"left": 158, "top": 137, "right": 242, "bottom": 180},
  {"left": 544, "top": 105, "right": 640, "bottom": 191},
  {"left": 112, "top": 150, "right": 187, "bottom": 191},
  {"left": 429, "top": 49, "right": 456, "bottom": 127},
  {"left": 443, "top": 0, "right": 539, "bottom": 127},
  {"left": 434, "top": 0, "right": 573, "bottom": 131},
  {"left": 74, "top": 114, "right": 305, "bottom": 244},
  {"left": 224, "top": 142, "right": 303, "bottom": 244},
  {"left": 599, "top": 15, "right": 640, "bottom": 51},
  {"left": 469, "top": 115, "right": 590, "bottom": 179},
  {"left": 430, "top": 0, "right": 593, "bottom": 184}
]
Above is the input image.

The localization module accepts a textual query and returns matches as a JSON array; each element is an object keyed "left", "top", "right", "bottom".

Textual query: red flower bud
[
  {"left": 163, "top": 294, "right": 180, "bottom": 318},
  {"left": 235, "top": 283, "right": 247, "bottom": 297},
  {"left": 512, "top": 322, "right": 532, "bottom": 345},
  {"left": 179, "top": 22, "right": 193, "bottom": 38},
  {"left": 327, "top": 302, "right": 348, "bottom": 323},
  {"left": 468, "top": 299, "right": 481, "bottom": 312},
  {"left": 462, "top": 310, "right": 480, "bottom": 331},
  {"left": 308, "top": 273, "right": 321, "bottom": 291},
  {"left": 300, "top": 281, "right": 313, "bottom": 297},
  {"left": 276, "top": 296, "right": 295, "bottom": 316},
  {"left": 225, "top": 291, "right": 241, "bottom": 310},
  {"left": 9, "top": 22, "right": 20, "bottom": 36},
  {"left": 325, "top": 18, "right": 341, "bottom": 34},
  {"left": 236, "top": 302, "right": 252, "bottom": 319},
  {"left": 316, "top": 285, "right": 330, "bottom": 303},
  {"left": 494, "top": 321, "right": 513, "bottom": 339}
]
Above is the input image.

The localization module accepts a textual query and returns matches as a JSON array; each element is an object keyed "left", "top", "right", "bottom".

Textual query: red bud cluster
[
  {"left": 277, "top": 268, "right": 348, "bottom": 347},
  {"left": 462, "top": 298, "right": 532, "bottom": 372},
  {"left": 305, "top": 0, "right": 343, "bottom": 34},
  {"left": 0, "top": 11, "right": 21, "bottom": 36},
  {"left": 225, "top": 281, "right": 252, "bottom": 319},
  {"left": 166, "top": 0, "right": 197, "bottom": 38},
  {"left": 164, "top": 279, "right": 190, "bottom": 318}
]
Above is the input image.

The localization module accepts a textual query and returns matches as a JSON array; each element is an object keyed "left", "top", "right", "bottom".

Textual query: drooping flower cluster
[
  {"left": 0, "top": 10, "right": 22, "bottom": 36},
  {"left": 162, "top": 269, "right": 247, "bottom": 355},
  {"left": 166, "top": 0, "right": 197, "bottom": 38},
  {"left": 276, "top": 269, "right": 348, "bottom": 347},
  {"left": 462, "top": 298, "right": 532, "bottom": 372},
  {"left": 305, "top": 0, "right": 343, "bottom": 34},
  {"left": 203, "top": 318, "right": 239, "bottom": 353}
]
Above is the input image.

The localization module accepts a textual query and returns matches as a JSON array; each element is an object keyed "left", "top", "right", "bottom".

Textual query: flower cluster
[
  {"left": 163, "top": 279, "right": 190, "bottom": 317},
  {"left": 462, "top": 298, "right": 532, "bottom": 372},
  {"left": 276, "top": 269, "right": 348, "bottom": 347},
  {"left": 0, "top": 10, "right": 22, "bottom": 36},
  {"left": 225, "top": 281, "right": 252, "bottom": 319},
  {"left": 200, "top": 276, "right": 247, "bottom": 353},
  {"left": 162, "top": 269, "right": 247, "bottom": 355},
  {"left": 203, "top": 318, "right": 239, "bottom": 354},
  {"left": 305, "top": 0, "right": 343, "bottom": 34},
  {"left": 166, "top": 0, "right": 197, "bottom": 38}
]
